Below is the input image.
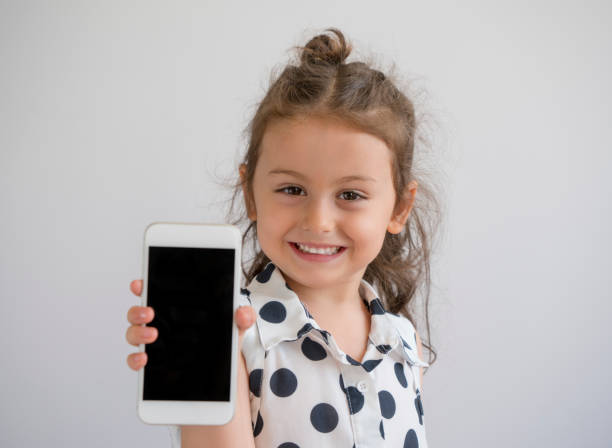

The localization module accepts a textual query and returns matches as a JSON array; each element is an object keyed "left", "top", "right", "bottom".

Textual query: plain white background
[{"left": 1, "top": 1, "right": 610, "bottom": 447}]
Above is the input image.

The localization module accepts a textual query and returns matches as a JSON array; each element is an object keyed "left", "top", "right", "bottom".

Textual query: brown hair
[{"left": 229, "top": 28, "right": 442, "bottom": 369}]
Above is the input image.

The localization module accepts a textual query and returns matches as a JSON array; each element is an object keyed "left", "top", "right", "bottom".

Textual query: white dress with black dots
[{"left": 168, "top": 262, "right": 429, "bottom": 448}]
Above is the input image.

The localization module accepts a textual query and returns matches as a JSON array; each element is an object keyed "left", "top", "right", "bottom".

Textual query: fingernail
[
  {"left": 139, "top": 310, "right": 148, "bottom": 320},
  {"left": 143, "top": 327, "right": 156, "bottom": 338}
]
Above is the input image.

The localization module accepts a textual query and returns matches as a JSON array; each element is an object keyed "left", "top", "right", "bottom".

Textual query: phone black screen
[{"left": 143, "top": 246, "right": 235, "bottom": 401}]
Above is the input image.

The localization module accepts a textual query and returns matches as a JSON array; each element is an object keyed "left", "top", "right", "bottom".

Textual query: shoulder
[
  {"left": 384, "top": 312, "right": 420, "bottom": 349},
  {"left": 384, "top": 312, "right": 427, "bottom": 388}
]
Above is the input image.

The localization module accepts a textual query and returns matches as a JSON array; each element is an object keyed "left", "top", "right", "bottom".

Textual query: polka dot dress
[{"left": 168, "top": 262, "right": 430, "bottom": 448}]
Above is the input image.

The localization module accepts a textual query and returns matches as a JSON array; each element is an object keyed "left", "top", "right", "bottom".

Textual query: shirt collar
[{"left": 243, "top": 262, "right": 429, "bottom": 368}]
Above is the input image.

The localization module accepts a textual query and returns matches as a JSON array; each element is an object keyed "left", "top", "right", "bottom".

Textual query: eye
[
  {"left": 277, "top": 186, "right": 306, "bottom": 196},
  {"left": 339, "top": 191, "right": 364, "bottom": 201}
]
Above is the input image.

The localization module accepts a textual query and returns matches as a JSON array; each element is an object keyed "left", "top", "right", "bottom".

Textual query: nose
[{"left": 301, "top": 196, "right": 334, "bottom": 233}]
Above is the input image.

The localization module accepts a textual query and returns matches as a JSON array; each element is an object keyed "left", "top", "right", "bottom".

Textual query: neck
[{"left": 281, "top": 269, "right": 366, "bottom": 311}]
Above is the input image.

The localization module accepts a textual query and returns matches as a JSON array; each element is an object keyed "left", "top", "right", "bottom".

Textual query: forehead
[{"left": 257, "top": 116, "right": 394, "bottom": 181}]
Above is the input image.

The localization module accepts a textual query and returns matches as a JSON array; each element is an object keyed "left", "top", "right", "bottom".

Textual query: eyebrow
[{"left": 268, "top": 169, "right": 377, "bottom": 184}]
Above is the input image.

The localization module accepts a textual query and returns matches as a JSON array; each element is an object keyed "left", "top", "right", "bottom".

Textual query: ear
[
  {"left": 239, "top": 164, "right": 257, "bottom": 221},
  {"left": 387, "top": 180, "right": 417, "bottom": 234}
]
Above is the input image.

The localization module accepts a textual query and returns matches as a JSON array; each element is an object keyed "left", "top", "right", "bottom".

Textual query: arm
[
  {"left": 181, "top": 352, "right": 255, "bottom": 448},
  {"left": 415, "top": 330, "right": 424, "bottom": 393}
]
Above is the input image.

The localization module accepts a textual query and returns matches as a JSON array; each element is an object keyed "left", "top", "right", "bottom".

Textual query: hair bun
[{"left": 299, "top": 28, "right": 352, "bottom": 67}]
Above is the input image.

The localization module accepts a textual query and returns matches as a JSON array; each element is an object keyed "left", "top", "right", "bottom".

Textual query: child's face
[{"left": 243, "top": 115, "right": 415, "bottom": 291}]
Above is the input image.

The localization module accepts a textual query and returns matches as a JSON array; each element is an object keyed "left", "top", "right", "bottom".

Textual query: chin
[{"left": 283, "top": 264, "right": 361, "bottom": 289}]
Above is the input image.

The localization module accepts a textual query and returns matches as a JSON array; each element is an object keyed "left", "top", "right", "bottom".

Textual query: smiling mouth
[{"left": 290, "top": 242, "right": 344, "bottom": 255}]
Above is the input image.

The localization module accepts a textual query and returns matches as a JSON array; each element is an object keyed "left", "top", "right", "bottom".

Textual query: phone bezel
[{"left": 137, "top": 222, "right": 241, "bottom": 426}]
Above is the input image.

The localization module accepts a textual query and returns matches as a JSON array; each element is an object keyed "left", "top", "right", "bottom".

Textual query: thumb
[{"left": 235, "top": 305, "right": 256, "bottom": 348}]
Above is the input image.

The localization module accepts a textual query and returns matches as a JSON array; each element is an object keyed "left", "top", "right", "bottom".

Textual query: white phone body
[{"left": 137, "top": 222, "right": 241, "bottom": 426}]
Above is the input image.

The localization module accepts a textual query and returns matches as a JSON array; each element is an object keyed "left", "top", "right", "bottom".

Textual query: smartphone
[{"left": 137, "top": 222, "right": 241, "bottom": 425}]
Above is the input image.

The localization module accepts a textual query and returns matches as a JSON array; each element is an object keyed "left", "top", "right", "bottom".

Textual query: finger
[
  {"left": 127, "top": 352, "right": 148, "bottom": 371},
  {"left": 235, "top": 306, "right": 256, "bottom": 332},
  {"left": 127, "top": 305, "right": 155, "bottom": 324},
  {"left": 130, "top": 279, "right": 143, "bottom": 296},
  {"left": 125, "top": 325, "right": 158, "bottom": 346}
]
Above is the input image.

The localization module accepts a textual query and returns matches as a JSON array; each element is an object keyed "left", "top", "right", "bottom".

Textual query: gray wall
[{"left": 1, "top": 1, "right": 610, "bottom": 447}]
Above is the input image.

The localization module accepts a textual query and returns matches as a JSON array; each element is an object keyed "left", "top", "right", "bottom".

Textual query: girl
[{"left": 126, "top": 28, "right": 441, "bottom": 447}]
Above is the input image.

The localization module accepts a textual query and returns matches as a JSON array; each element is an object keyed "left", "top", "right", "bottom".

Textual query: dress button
[{"left": 357, "top": 381, "right": 368, "bottom": 392}]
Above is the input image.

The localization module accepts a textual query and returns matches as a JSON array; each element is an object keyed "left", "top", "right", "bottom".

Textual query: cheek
[
  {"left": 346, "top": 208, "right": 390, "bottom": 252},
  {"left": 255, "top": 204, "right": 293, "bottom": 248}
]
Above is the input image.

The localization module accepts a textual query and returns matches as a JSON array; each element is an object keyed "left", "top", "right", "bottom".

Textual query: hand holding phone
[
  {"left": 126, "top": 222, "right": 255, "bottom": 426},
  {"left": 126, "top": 280, "right": 258, "bottom": 447}
]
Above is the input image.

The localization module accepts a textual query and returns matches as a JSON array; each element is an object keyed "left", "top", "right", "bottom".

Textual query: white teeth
[{"left": 296, "top": 243, "right": 341, "bottom": 255}]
